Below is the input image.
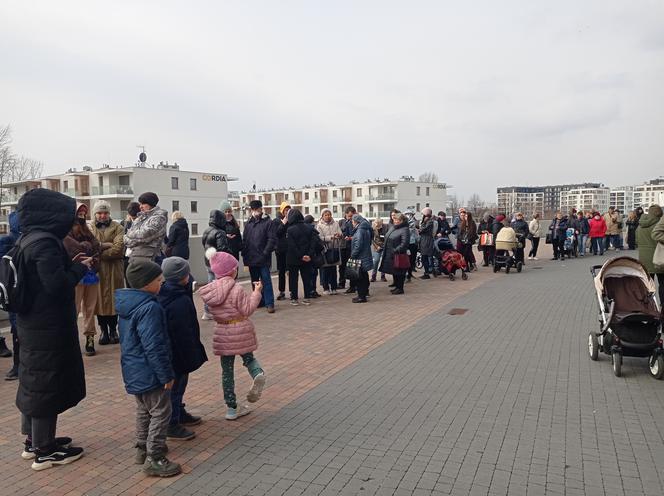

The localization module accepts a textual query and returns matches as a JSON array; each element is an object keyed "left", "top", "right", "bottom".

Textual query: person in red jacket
[{"left": 588, "top": 211, "right": 607, "bottom": 255}]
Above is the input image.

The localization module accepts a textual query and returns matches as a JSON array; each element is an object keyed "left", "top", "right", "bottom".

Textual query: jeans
[
  {"left": 605, "top": 234, "right": 621, "bottom": 250},
  {"left": 578, "top": 234, "right": 588, "bottom": 255},
  {"left": 422, "top": 255, "right": 434, "bottom": 274},
  {"left": 591, "top": 237, "right": 604, "bottom": 255},
  {"left": 203, "top": 268, "right": 216, "bottom": 314},
  {"left": 288, "top": 263, "right": 313, "bottom": 300},
  {"left": 356, "top": 268, "right": 370, "bottom": 299},
  {"left": 320, "top": 266, "right": 338, "bottom": 291},
  {"left": 528, "top": 238, "right": 540, "bottom": 258},
  {"left": 249, "top": 266, "right": 274, "bottom": 308},
  {"left": 21, "top": 414, "right": 57, "bottom": 450},
  {"left": 135, "top": 387, "right": 171, "bottom": 456},
  {"left": 221, "top": 353, "right": 263, "bottom": 409},
  {"left": 169, "top": 373, "right": 189, "bottom": 425}
]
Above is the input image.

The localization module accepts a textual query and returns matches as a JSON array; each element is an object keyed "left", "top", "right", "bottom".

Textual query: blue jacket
[
  {"left": 115, "top": 288, "right": 174, "bottom": 395},
  {"left": 157, "top": 280, "right": 208, "bottom": 375},
  {"left": 350, "top": 217, "right": 373, "bottom": 272},
  {"left": 0, "top": 211, "right": 20, "bottom": 257},
  {"left": 242, "top": 215, "right": 276, "bottom": 267}
]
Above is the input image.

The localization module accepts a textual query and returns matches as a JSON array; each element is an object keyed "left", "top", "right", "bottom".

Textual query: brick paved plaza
[{"left": 2, "top": 245, "right": 664, "bottom": 496}]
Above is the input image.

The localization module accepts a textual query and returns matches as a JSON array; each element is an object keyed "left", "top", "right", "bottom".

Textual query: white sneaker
[
  {"left": 533, "top": 257, "right": 538, "bottom": 261},
  {"left": 225, "top": 404, "right": 251, "bottom": 420},
  {"left": 201, "top": 313, "right": 213, "bottom": 320},
  {"left": 301, "top": 299, "right": 311, "bottom": 306},
  {"left": 322, "top": 290, "right": 331, "bottom": 295},
  {"left": 247, "top": 373, "right": 266, "bottom": 403}
]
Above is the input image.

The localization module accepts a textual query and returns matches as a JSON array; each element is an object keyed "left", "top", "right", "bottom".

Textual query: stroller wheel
[
  {"left": 505, "top": 265, "right": 511, "bottom": 274},
  {"left": 612, "top": 351, "right": 622, "bottom": 377},
  {"left": 449, "top": 274, "right": 455, "bottom": 281},
  {"left": 461, "top": 271, "right": 468, "bottom": 280},
  {"left": 516, "top": 262, "right": 523, "bottom": 273},
  {"left": 588, "top": 333, "right": 599, "bottom": 361},
  {"left": 649, "top": 354, "right": 664, "bottom": 379},
  {"left": 493, "top": 264, "right": 499, "bottom": 273}
]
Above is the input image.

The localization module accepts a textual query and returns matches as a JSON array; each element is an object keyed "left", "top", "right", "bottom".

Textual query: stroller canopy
[{"left": 594, "top": 256, "right": 657, "bottom": 295}]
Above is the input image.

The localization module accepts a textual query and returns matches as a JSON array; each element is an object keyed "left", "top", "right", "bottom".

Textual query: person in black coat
[
  {"left": 549, "top": 212, "right": 569, "bottom": 260},
  {"left": 272, "top": 203, "right": 291, "bottom": 301},
  {"left": 286, "top": 209, "right": 315, "bottom": 304},
  {"left": 380, "top": 213, "right": 410, "bottom": 294},
  {"left": 510, "top": 212, "right": 530, "bottom": 264},
  {"left": 478, "top": 213, "right": 495, "bottom": 266},
  {"left": 201, "top": 210, "right": 231, "bottom": 318},
  {"left": 15, "top": 188, "right": 90, "bottom": 466},
  {"left": 242, "top": 200, "right": 277, "bottom": 312},
  {"left": 165, "top": 212, "right": 190, "bottom": 259},
  {"left": 158, "top": 257, "right": 208, "bottom": 439}
]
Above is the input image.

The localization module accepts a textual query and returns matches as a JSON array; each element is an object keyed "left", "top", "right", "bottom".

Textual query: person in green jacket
[{"left": 636, "top": 204, "right": 664, "bottom": 305}]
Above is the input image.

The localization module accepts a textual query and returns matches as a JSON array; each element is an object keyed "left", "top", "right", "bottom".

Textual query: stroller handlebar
[{"left": 590, "top": 265, "right": 603, "bottom": 278}]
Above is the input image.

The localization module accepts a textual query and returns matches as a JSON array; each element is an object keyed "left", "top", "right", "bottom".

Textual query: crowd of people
[{"left": 1, "top": 188, "right": 664, "bottom": 477}]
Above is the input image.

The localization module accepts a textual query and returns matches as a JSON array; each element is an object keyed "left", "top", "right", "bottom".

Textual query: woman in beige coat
[
  {"left": 90, "top": 201, "right": 125, "bottom": 345},
  {"left": 316, "top": 209, "right": 342, "bottom": 294}
]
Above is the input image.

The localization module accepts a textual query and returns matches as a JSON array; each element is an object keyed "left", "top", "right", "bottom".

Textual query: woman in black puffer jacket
[{"left": 380, "top": 213, "right": 410, "bottom": 294}]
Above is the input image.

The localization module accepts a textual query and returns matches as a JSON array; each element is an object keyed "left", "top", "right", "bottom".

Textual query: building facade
[
  {"left": 496, "top": 187, "right": 544, "bottom": 217},
  {"left": 239, "top": 178, "right": 447, "bottom": 220},
  {"left": 610, "top": 186, "right": 634, "bottom": 214},
  {"left": 0, "top": 163, "right": 235, "bottom": 236},
  {"left": 559, "top": 187, "right": 610, "bottom": 214},
  {"left": 633, "top": 179, "right": 664, "bottom": 213}
]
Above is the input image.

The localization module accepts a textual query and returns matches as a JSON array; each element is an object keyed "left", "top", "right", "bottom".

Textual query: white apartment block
[
  {"left": 0, "top": 163, "right": 235, "bottom": 236},
  {"left": 633, "top": 179, "right": 664, "bottom": 213},
  {"left": 559, "top": 187, "right": 610, "bottom": 214},
  {"left": 610, "top": 187, "right": 634, "bottom": 213},
  {"left": 496, "top": 187, "right": 544, "bottom": 217},
  {"left": 240, "top": 178, "right": 448, "bottom": 220}
]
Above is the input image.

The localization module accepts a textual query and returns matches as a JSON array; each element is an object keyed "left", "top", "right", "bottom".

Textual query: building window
[
  {"left": 357, "top": 204, "right": 363, "bottom": 213},
  {"left": 120, "top": 200, "right": 130, "bottom": 212},
  {"left": 119, "top": 175, "right": 130, "bottom": 186},
  {"left": 426, "top": 187, "right": 430, "bottom": 196},
  {"left": 285, "top": 193, "right": 289, "bottom": 200},
  {"left": 305, "top": 207, "right": 309, "bottom": 214},
  {"left": 305, "top": 192, "right": 309, "bottom": 200},
  {"left": 190, "top": 178, "right": 197, "bottom": 191},
  {"left": 333, "top": 205, "right": 338, "bottom": 214},
  {"left": 356, "top": 188, "right": 363, "bottom": 197},
  {"left": 314, "top": 206, "right": 318, "bottom": 214},
  {"left": 333, "top": 190, "right": 338, "bottom": 198},
  {"left": 426, "top": 203, "right": 430, "bottom": 207},
  {"left": 191, "top": 201, "right": 197, "bottom": 213},
  {"left": 172, "top": 200, "right": 179, "bottom": 212},
  {"left": 416, "top": 203, "right": 420, "bottom": 211},
  {"left": 416, "top": 187, "right": 421, "bottom": 196},
  {"left": 314, "top": 191, "right": 318, "bottom": 199},
  {"left": 191, "top": 223, "right": 198, "bottom": 236},
  {"left": 171, "top": 177, "right": 179, "bottom": 190}
]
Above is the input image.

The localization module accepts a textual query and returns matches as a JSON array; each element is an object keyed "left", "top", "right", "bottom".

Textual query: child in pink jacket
[{"left": 198, "top": 249, "right": 266, "bottom": 420}]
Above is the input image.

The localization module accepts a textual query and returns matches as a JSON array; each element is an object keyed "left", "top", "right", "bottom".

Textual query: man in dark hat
[
  {"left": 124, "top": 192, "right": 168, "bottom": 261},
  {"left": 242, "top": 200, "right": 277, "bottom": 313}
]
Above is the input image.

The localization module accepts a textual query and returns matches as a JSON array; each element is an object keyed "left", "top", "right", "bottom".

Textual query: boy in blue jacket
[
  {"left": 115, "top": 260, "right": 181, "bottom": 478},
  {"left": 158, "top": 257, "right": 208, "bottom": 441}
]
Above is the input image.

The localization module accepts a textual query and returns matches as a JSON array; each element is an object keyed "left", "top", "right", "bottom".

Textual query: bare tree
[
  {"left": 447, "top": 194, "right": 460, "bottom": 214},
  {"left": 10, "top": 156, "right": 44, "bottom": 181},
  {"left": 418, "top": 171, "right": 439, "bottom": 183},
  {"left": 467, "top": 193, "right": 486, "bottom": 216},
  {"left": 0, "top": 125, "right": 45, "bottom": 211}
]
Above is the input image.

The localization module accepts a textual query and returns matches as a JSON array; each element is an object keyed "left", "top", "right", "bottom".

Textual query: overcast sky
[{"left": 1, "top": 1, "right": 663, "bottom": 202}]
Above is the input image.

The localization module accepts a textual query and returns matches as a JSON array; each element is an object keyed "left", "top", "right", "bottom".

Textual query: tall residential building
[
  {"left": 633, "top": 178, "right": 664, "bottom": 213},
  {"left": 240, "top": 177, "right": 448, "bottom": 220},
  {"left": 560, "top": 187, "right": 610, "bottom": 214},
  {"left": 496, "top": 187, "right": 544, "bottom": 217},
  {"left": 610, "top": 186, "right": 634, "bottom": 213},
  {"left": 0, "top": 163, "right": 236, "bottom": 235}
]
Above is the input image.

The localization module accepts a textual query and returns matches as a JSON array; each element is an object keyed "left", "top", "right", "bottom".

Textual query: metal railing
[
  {"left": 368, "top": 193, "right": 396, "bottom": 201},
  {"left": 92, "top": 185, "right": 134, "bottom": 196}
]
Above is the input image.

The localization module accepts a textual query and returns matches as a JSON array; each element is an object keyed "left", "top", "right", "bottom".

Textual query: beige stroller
[{"left": 493, "top": 227, "right": 522, "bottom": 273}]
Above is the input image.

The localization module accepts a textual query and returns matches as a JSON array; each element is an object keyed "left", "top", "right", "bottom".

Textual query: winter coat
[
  {"left": 273, "top": 217, "right": 289, "bottom": 255},
  {"left": 339, "top": 218, "right": 354, "bottom": 250},
  {"left": 437, "top": 217, "right": 451, "bottom": 237},
  {"left": 578, "top": 218, "right": 590, "bottom": 235},
  {"left": 491, "top": 219, "right": 504, "bottom": 238},
  {"left": 604, "top": 212, "right": 621, "bottom": 236},
  {"left": 379, "top": 222, "right": 410, "bottom": 275},
  {"left": 242, "top": 214, "right": 276, "bottom": 267},
  {"left": 15, "top": 188, "right": 88, "bottom": 417},
  {"left": 286, "top": 210, "right": 315, "bottom": 266},
  {"left": 528, "top": 219, "right": 542, "bottom": 238},
  {"left": 115, "top": 288, "right": 174, "bottom": 395},
  {"left": 510, "top": 219, "right": 529, "bottom": 239},
  {"left": 124, "top": 206, "right": 168, "bottom": 260},
  {"left": 198, "top": 276, "right": 262, "bottom": 356},
  {"left": 202, "top": 210, "right": 231, "bottom": 266},
  {"left": 166, "top": 218, "right": 190, "bottom": 259},
  {"left": 408, "top": 216, "right": 420, "bottom": 245},
  {"left": 157, "top": 281, "right": 208, "bottom": 374},
  {"left": 637, "top": 213, "right": 664, "bottom": 274},
  {"left": 350, "top": 217, "right": 373, "bottom": 271},
  {"left": 63, "top": 221, "right": 102, "bottom": 271},
  {"left": 549, "top": 217, "right": 569, "bottom": 240},
  {"left": 225, "top": 218, "right": 243, "bottom": 260},
  {"left": 372, "top": 224, "right": 388, "bottom": 251},
  {"left": 418, "top": 217, "right": 437, "bottom": 256},
  {"left": 90, "top": 220, "right": 125, "bottom": 316},
  {"left": 589, "top": 216, "right": 607, "bottom": 238},
  {"left": 0, "top": 211, "right": 20, "bottom": 257},
  {"left": 317, "top": 218, "right": 342, "bottom": 267}
]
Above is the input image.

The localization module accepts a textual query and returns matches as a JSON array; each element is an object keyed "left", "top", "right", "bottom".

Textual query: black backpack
[{"left": 0, "top": 231, "right": 59, "bottom": 313}]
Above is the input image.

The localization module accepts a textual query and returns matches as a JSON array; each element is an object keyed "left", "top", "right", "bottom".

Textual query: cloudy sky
[{"left": 1, "top": 1, "right": 663, "bottom": 201}]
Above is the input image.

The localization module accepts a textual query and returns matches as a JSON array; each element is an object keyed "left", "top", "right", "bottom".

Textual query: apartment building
[
  {"left": 633, "top": 179, "right": 664, "bottom": 213},
  {"left": 610, "top": 186, "right": 634, "bottom": 213},
  {"left": 239, "top": 178, "right": 447, "bottom": 220},
  {"left": 0, "top": 163, "right": 235, "bottom": 235},
  {"left": 496, "top": 187, "right": 544, "bottom": 217},
  {"left": 559, "top": 187, "right": 610, "bottom": 214}
]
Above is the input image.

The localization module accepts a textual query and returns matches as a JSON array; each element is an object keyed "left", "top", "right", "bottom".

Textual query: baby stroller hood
[
  {"left": 594, "top": 256, "right": 657, "bottom": 296},
  {"left": 495, "top": 227, "right": 516, "bottom": 244}
]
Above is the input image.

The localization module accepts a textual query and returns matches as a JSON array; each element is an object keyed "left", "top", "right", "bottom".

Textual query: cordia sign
[{"left": 202, "top": 174, "right": 227, "bottom": 182}]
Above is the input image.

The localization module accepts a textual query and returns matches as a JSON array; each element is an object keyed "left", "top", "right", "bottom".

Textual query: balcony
[
  {"left": 368, "top": 193, "right": 396, "bottom": 202},
  {"left": 0, "top": 193, "right": 21, "bottom": 204},
  {"left": 92, "top": 185, "right": 134, "bottom": 197}
]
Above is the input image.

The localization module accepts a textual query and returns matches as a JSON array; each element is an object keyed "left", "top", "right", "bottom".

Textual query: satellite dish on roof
[{"left": 139, "top": 152, "right": 147, "bottom": 163}]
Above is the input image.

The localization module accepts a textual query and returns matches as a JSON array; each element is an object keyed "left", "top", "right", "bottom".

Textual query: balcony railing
[
  {"left": 92, "top": 185, "right": 134, "bottom": 196},
  {"left": 368, "top": 193, "right": 396, "bottom": 201}
]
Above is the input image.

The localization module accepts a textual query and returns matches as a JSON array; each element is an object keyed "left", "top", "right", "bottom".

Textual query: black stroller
[{"left": 589, "top": 257, "right": 663, "bottom": 378}]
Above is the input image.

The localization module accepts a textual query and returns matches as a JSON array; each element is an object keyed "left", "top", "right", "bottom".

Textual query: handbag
[
  {"left": 345, "top": 258, "right": 362, "bottom": 281},
  {"left": 545, "top": 233, "right": 553, "bottom": 244},
  {"left": 393, "top": 253, "right": 410, "bottom": 270},
  {"left": 654, "top": 242, "right": 664, "bottom": 271},
  {"left": 479, "top": 232, "right": 494, "bottom": 247},
  {"left": 323, "top": 242, "right": 341, "bottom": 265}
]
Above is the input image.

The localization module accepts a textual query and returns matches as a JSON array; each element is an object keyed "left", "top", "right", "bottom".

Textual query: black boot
[
  {"left": 98, "top": 318, "right": 110, "bottom": 346},
  {"left": 108, "top": 316, "right": 119, "bottom": 344},
  {"left": 0, "top": 337, "right": 12, "bottom": 358}
]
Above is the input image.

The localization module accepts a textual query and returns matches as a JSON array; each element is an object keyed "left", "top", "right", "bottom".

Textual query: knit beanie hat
[
  {"left": 219, "top": 200, "right": 232, "bottom": 212},
  {"left": 495, "top": 214, "right": 506, "bottom": 223},
  {"left": 421, "top": 207, "right": 433, "bottom": 217},
  {"left": 92, "top": 200, "right": 111, "bottom": 215},
  {"left": 161, "top": 256, "right": 190, "bottom": 282},
  {"left": 279, "top": 201, "right": 291, "bottom": 215},
  {"left": 249, "top": 200, "right": 263, "bottom": 210},
  {"left": 138, "top": 192, "right": 159, "bottom": 207},
  {"left": 127, "top": 201, "right": 141, "bottom": 217},
  {"left": 126, "top": 259, "right": 162, "bottom": 289},
  {"left": 206, "top": 248, "right": 238, "bottom": 278}
]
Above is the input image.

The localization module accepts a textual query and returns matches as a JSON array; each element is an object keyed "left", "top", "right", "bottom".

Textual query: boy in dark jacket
[
  {"left": 158, "top": 257, "right": 208, "bottom": 441},
  {"left": 115, "top": 260, "right": 180, "bottom": 478}
]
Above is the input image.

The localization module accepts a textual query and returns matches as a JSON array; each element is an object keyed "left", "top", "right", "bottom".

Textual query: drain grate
[{"left": 448, "top": 308, "right": 469, "bottom": 315}]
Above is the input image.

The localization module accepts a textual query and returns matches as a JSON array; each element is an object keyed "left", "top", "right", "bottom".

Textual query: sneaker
[
  {"left": 135, "top": 445, "right": 147, "bottom": 465},
  {"left": 301, "top": 299, "right": 311, "bottom": 306},
  {"left": 84, "top": 336, "right": 95, "bottom": 356},
  {"left": 166, "top": 424, "right": 196, "bottom": 441},
  {"left": 276, "top": 292, "right": 286, "bottom": 301},
  {"left": 420, "top": 274, "right": 431, "bottom": 280},
  {"left": 225, "top": 405, "right": 251, "bottom": 420},
  {"left": 5, "top": 367, "right": 18, "bottom": 381},
  {"left": 290, "top": 299, "right": 299, "bottom": 306},
  {"left": 390, "top": 288, "right": 404, "bottom": 295},
  {"left": 266, "top": 306, "right": 275, "bottom": 314},
  {"left": 352, "top": 297, "right": 367, "bottom": 303},
  {"left": 330, "top": 290, "right": 338, "bottom": 295},
  {"left": 323, "top": 290, "right": 331, "bottom": 295},
  {"left": 388, "top": 283, "right": 396, "bottom": 288},
  {"left": 22, "top": 437, "right": 73, "bottom": 460},
  {"left": 344, "top": 288, "right": 356, "bottom": 294},
  {"left": 180, "top": 411, "right": 202, "bottom": 426},
  {"left": 201, "top": 312, "right": 213, "bottom": 320},
  {"left": 143, "top": 455, "right": 182, "bottom": 477},
  {"left": 247, "top": 373, "right": 266, "bottom": 403},
  {"left": 533, "top": 257, "right": 538, "bottom": 261},
  {"left": 31, "top": 445, "right": 84, "bottom": 471},
  {"left": 0, "top": 337, "right": 13, "bottom": 357}
]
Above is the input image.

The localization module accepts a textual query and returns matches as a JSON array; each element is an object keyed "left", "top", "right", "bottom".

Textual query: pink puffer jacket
[{"left": 198, "top": 277, "right": 261, "bottom": 356}]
